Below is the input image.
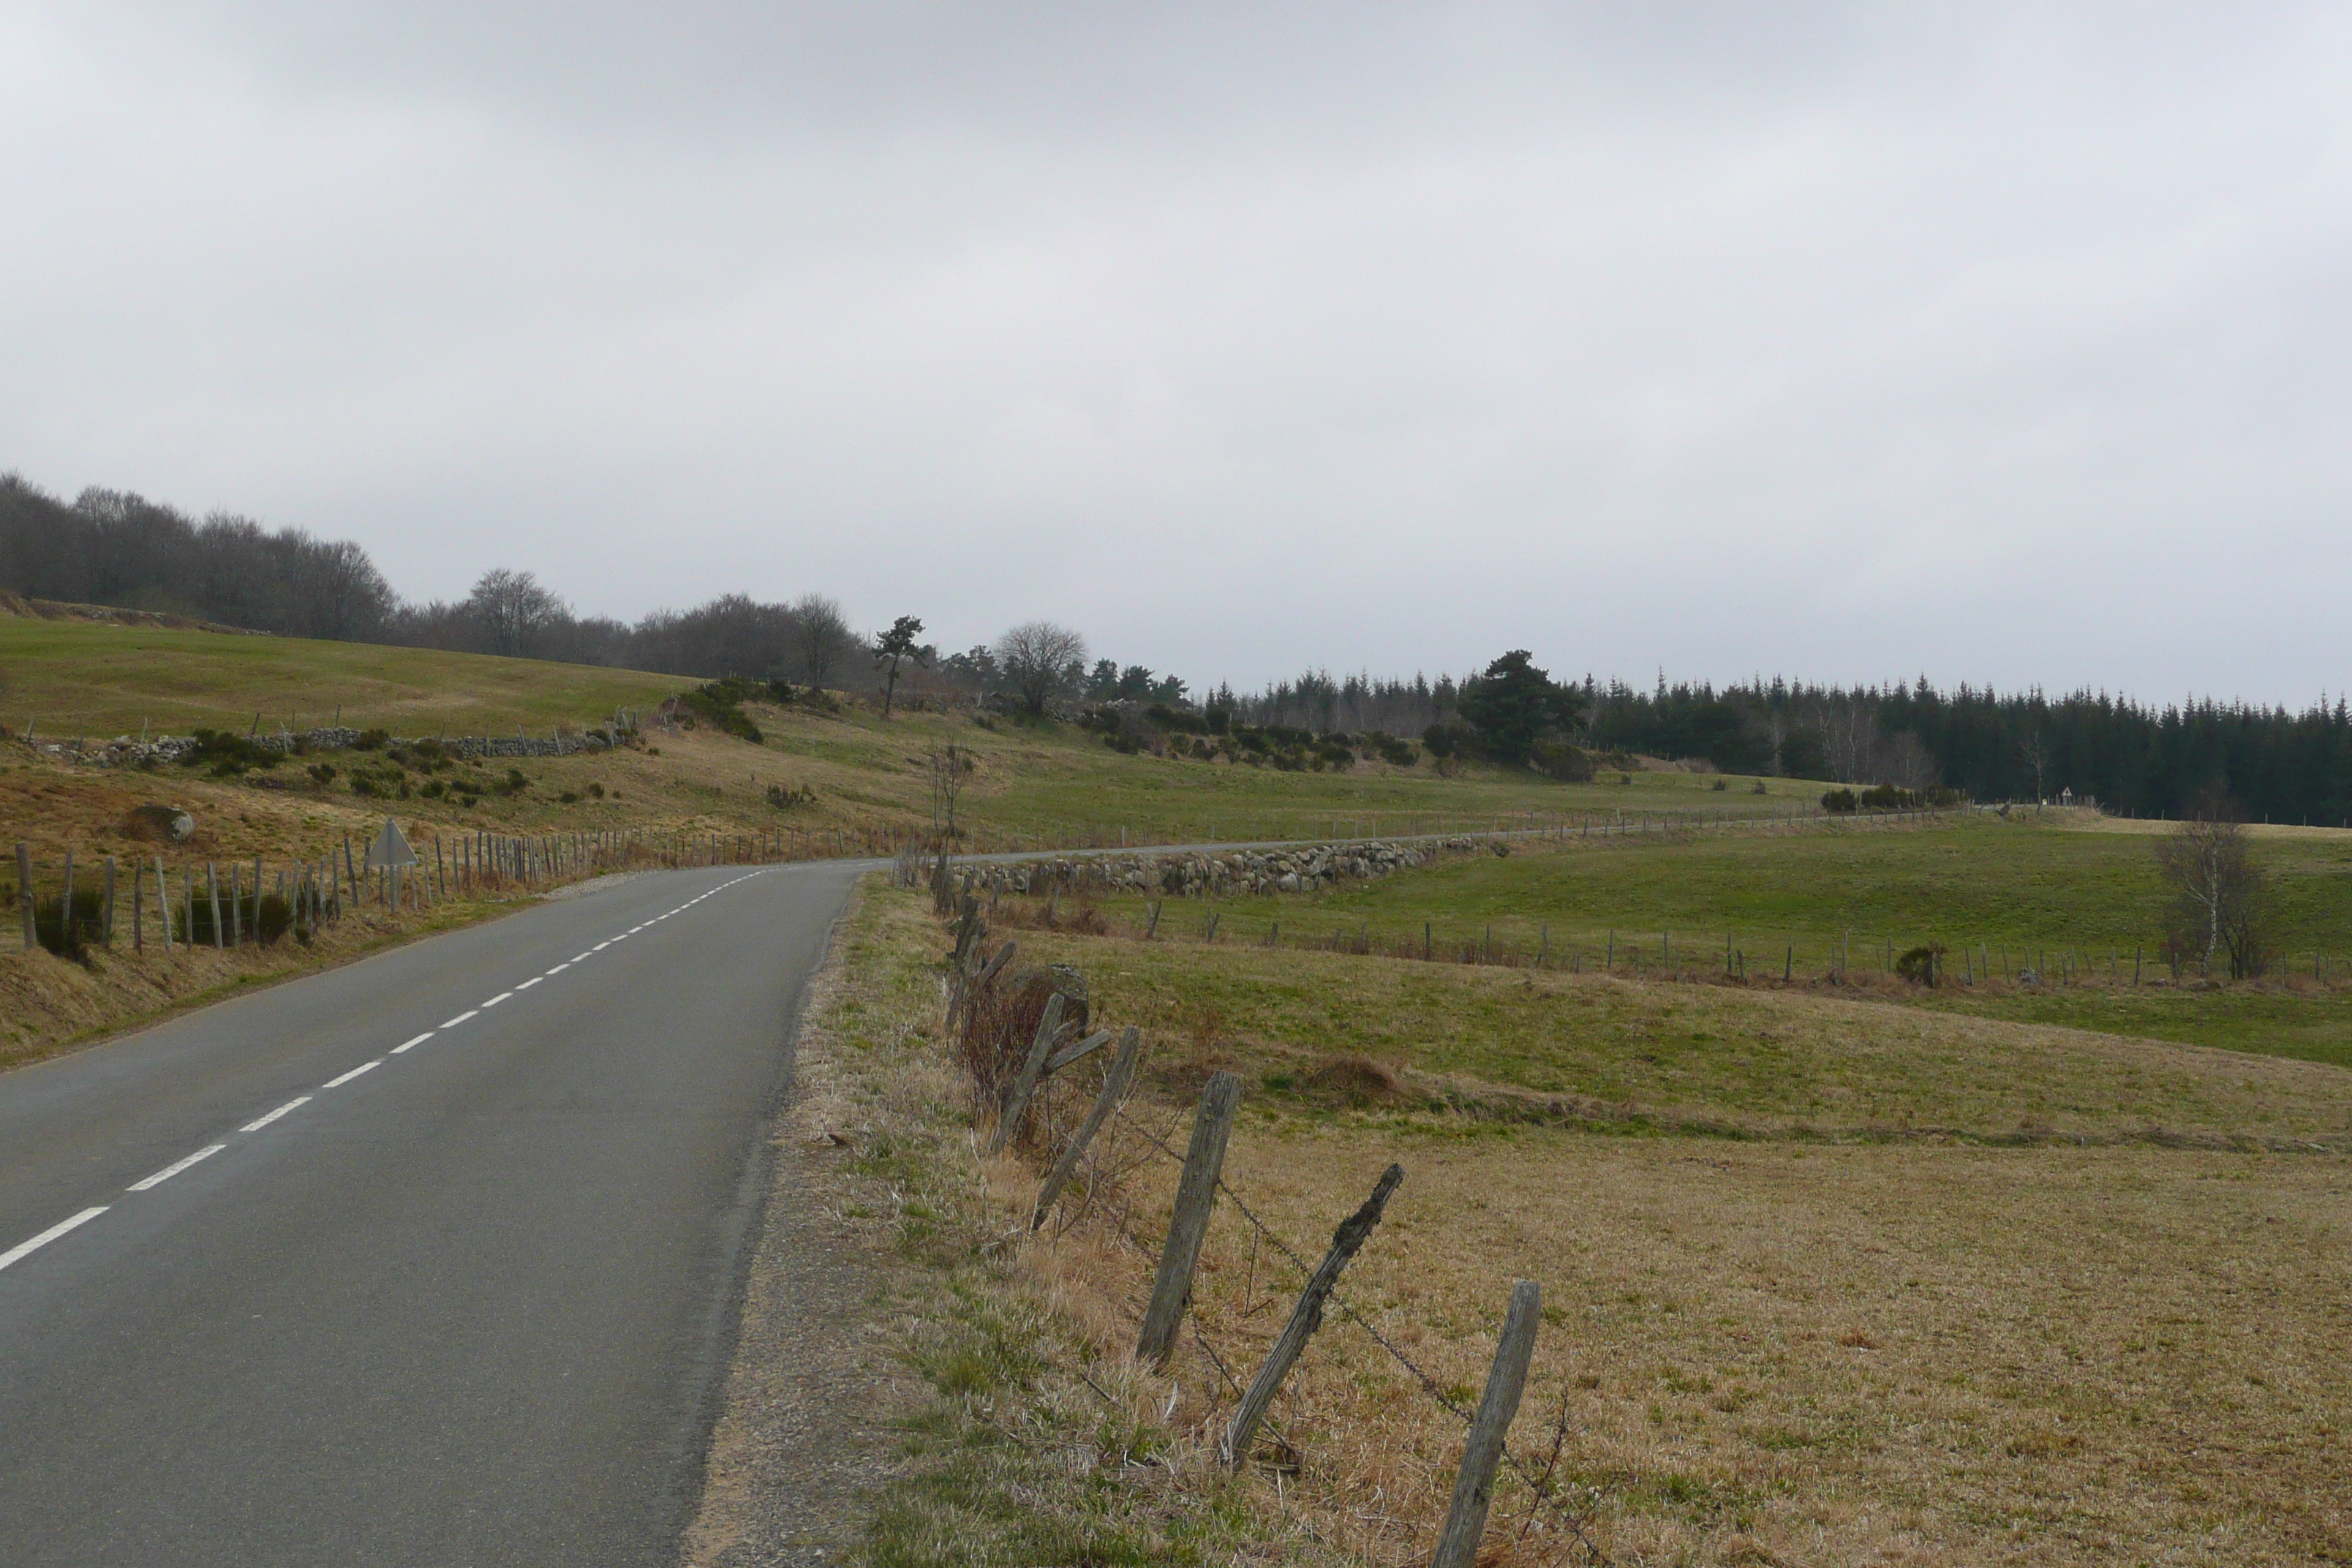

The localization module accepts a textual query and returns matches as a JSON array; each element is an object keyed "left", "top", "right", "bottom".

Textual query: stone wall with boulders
[
  {"left": 972, "top": 835, "right": 1499, "bottom": 899},
  {"left": 51, "top": 726, "right": 618, "bottom": 768}
]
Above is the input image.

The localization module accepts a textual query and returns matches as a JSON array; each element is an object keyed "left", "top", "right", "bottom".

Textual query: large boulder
[{"left": 122, "top": 804, "right": 195, "bottom": 843}]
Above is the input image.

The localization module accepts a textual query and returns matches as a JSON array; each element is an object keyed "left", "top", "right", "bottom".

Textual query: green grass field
[
  {"left": 0, "top": 618, "right": 680, "bottom": 739},
  {"left": 1032, "top": 813, "right": 2352, "bottom": 1065}
]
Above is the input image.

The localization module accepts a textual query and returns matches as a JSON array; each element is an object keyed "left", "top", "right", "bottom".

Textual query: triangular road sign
[{"left": 366, "top": 816, "right": 418, "bottom": 869}]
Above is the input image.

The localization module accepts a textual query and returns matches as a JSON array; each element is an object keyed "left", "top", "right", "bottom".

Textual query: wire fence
[{"left": 927, "top": 864, "right": 1613, "bottom": 1567}]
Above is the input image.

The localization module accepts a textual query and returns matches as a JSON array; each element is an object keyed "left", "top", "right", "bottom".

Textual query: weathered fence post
[
  {"left": 985, "top": 992, "right": 1065, "bottom": 1157},
  {"left": 1428, "top": 1278, "right": 1542, "bottom": 1568},
  {"left": 62, "top": 849, "right": 76, "bottom": 954},
  {"left": 1031, "top": 1028, "right": 1141, "bottom": 1231},
  {"left": 1224, "top": 1161, "right": 1404, "bottom": 1465},
  {"left": 207, "top": 863, "right": 223, "bottom": 949},
  {"left": 1137, "top": 1069, "right": 1241, "bottom": 1371},
  {"left": 17, "top": 843, "right": 33, "bottom": 952},
  {"left": 104, "top": 856, "right": 117, "bottom": 946}
]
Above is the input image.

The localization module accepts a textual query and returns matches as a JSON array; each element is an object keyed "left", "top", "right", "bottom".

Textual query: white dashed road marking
[
  {"left": 392, "top": 1033, "right": 434, "bottom": 1054},
  {"left": 322, "top": 1061, "right": 380, "bottom": 1090},
  {"left": 127, "top": 1146, "right": 225, "bottom": 1192},
  {"left": 240, "top": 1097, "right": 312, "bottom": 1134},
  {"left": 441, "top": 1010, "right": 479, "bottom": 1028},
  {"left": 0, "top": 1208, "right": 110, "bottom": 1272}
]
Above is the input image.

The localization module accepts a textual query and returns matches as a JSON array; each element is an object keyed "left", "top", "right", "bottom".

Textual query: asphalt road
[{"left": 0, "top": 859, "right": 863, "bottom": 1567}]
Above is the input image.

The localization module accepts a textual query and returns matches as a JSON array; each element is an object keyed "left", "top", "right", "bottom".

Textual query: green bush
[
  {"left": 679, "top": 682, "right": 764, "bottom": 743},
  {"left": 1421, "top": 721, "right": 1474, "bottom": 760},
  {"left": 355, "top": 728, "right": 389, "bottom": 750},
  {"left": 33, "top": 889, "right": 105, "bottom": 956},
  {"left": 177, "top": 728, "right": 281, "bottom": 778},
  {"left": 1895, "top": 943, "right": 1947, "bottom": 986},
  {"left": 1531, "top": 739, "right": 1595, "bottom": 783},
  {"left": 175, "top": 890, "right": 293, "bottom": 946},
  {"left": 1821, "top": 788, "right": 1858, "bottom": 813}
]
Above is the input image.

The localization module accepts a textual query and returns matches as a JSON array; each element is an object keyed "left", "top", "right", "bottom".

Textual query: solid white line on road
[
  {"left": 0, "top": 1207, "right": 110, "bottom": 1272},
  {"left": 546, "top": 963, "right": 570, "bottom": 974},
  {"left": 127, "top": 1145, "right": 225, "bottom": 1191},
  {"left": 516, "top": 976, "right": 543, "bottom": 990},
  {"left": 392, "top": 1033, "right": 434, "bottom": 1054},
  {"left": 240, "top": 1096, "right": 312, "bottom": 1133},
  {"left": 323, "top": 1061, "right": 380, "bottom": 1089},
  {"left": 481, "top": 992, "right": 514, "bottom": 1008},
  {"left": 442, "top": 1010, "right": 479, "bottom": 1028}
]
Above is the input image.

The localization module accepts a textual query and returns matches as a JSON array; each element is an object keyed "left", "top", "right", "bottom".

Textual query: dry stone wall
[
  {"left": 53, "top": 727, "right": 617, "bottom": 767},
  {"left": 975, "top": 835, "right": 1495, "bottom": 899}
]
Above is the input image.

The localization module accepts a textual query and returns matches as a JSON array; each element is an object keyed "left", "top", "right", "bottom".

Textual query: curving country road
[{"left": 0, "top": 859, "right": 862, "bottom": 1567}]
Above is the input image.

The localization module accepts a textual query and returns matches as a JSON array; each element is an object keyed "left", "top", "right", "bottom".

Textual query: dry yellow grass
[{"left": 1010, "top": 1109, "right": 2352, "bottom": 1566}]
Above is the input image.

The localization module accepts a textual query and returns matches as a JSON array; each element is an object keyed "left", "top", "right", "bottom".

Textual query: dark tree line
[
  {"left": 1229, "top": 660, "right": 2352, "bottom": 826},
  {"left": 2, "top": 476, "right": 399, "bottom": 641},
  {"left": 1, "top": 474, "right": 863, "bottom": 687}
]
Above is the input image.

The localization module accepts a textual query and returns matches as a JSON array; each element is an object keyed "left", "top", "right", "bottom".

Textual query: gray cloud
[{"left": 4, "top": 1, "right": 2347, "bottom": 701}]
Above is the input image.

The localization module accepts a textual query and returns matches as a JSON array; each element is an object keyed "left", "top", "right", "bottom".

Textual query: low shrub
[
  {"left": 176, "top": 728, "right": 281, "bottom": 778},
  {"left": 680, "top": 681, "right": 764, "bottom": 743},
  {"left": 1895, "top": 943, "right": 1948, "bottom": 986},
  {"left": 33, "top": 889, "right": 105, "bottom": 956},
  {"left": 1531, "top": 739, "right": 1595, "bottom": 783},
  {"left": 1421, "top": 720, "right": 1475, "bottom": 760},
  {"left": 175, "top": 890, "right": 293, "bottom": 946}
]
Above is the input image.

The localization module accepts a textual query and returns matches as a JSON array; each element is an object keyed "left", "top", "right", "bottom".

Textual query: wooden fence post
[
  {"left": 207, "top": 862, "right": 223, "bottom": 949},
  {"left": 1224, "top": 1162, "right": 1403, "bottom": 1465},
  {"left": 1428, "top": 1279, "right": 1542, "bottom": 1568},
  {"left": 1031, "top": 1028, "right": 1140, "bottom": 1231},
  {"left": 104, "top": 856, "right": 117, "bottom": 946},
  {"left": 62, "top": 849, "right": 76, "bottom": 954},
  {"left": 985, "top": 992, "right": 1065, "bottom": 1157},
  {"left": 132, "top": 857, "right": 144, "bottom": 952},
  {"left": 1137, "top": 1069, "right": 1241, "bottom": 1371},
  {"left": 155, "top": 856, "right": 170, "bottom": 950},
  {"left": 17, "top": 842, "right": 32, "bottom": 952}
]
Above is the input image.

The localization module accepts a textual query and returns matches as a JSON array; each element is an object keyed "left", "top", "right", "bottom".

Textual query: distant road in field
[{"left": 0, "top": 860, "right": 860, "bottom": 1567}]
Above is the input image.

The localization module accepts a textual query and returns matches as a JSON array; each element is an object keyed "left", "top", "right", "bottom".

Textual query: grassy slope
[
  {"left": 1058, "top": 812, "right": 2352, "bottom": 1064},
  {"left": 1, "top": 617, "right": 680, "bottom": 738},
  {"left": 3, "top": 614, "right": 1832, "bottom": 848}
]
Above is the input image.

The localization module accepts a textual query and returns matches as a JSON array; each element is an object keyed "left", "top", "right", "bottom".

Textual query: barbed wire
[{"left": 1106, "top": 1106, "right": 1610, "bottom": 1564}]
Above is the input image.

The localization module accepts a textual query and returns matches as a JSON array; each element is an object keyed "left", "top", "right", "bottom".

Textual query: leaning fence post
[
  {"left": 1031, "top": 1028, "right": 1140, "bottom": 1231},
  {"left": 985, "top": 992, "right": 1065, "bottom": 1157},
  {"left": 1224, "top": 1161, "right": 1404, "bottom": 1465},
  {"left": 1428, "top": 1278, "right": 1542, "bottom": 1568},
  {"left": 1137, "top": 1069, "right": 1241, "bottom": 1371}
]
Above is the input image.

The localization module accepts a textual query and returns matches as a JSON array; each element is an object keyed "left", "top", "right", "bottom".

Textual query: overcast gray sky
[{"left": 4, "top": 2, "right": 2347, "bottom": 703}]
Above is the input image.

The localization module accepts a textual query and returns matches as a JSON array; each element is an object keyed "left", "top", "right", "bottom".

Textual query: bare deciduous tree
[
  {"left": 466, "top": 568, "right": 567, "bottom": 657},
  {"left": 995, "top": 620, "right": 1087, "bottom": 716},
  {"left": 791, "top": 592, "right": 855, "bottom": 690},
  {"left": 927, "top": 742, "right": 974, "bottom": 839},
  {"left": 2020, "top": 729, "right": 2054, "bottom": 802},
  {"left": 2155, "top": 791, "right": 2271, "bottom": 979}
]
